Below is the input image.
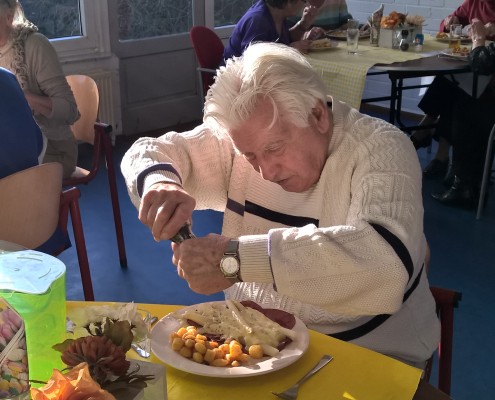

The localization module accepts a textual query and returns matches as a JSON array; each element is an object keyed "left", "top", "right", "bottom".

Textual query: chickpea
[
  {"left": 248, "top": 344, "right": 264, "bottom": 359},
  {"left": 171, "top": 337, "right": 185, "bottom": 352}
]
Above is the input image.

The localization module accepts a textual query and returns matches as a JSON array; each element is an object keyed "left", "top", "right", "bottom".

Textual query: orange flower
[{"left": 30, "top": 362, "right": 116, "bottom": 400}]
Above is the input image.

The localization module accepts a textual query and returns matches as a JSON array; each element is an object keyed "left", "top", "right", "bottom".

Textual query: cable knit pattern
[{"left": 121, "top": 99, "right": 440, "bottom": 363}]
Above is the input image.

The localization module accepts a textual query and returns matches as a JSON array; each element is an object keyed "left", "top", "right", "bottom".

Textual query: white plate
[
  {"left": 310, "top": 39, "right": 339, "bottom": 51},
  {"left": 436, "top": 36, "right": 471, "bottom": 44},
  {"left": 150, "top": 301, "right": 310, "bottom": 378},
  {"left": 326, "top": 30, "right": 370, "bottom": 41},
  {"left": 440, "top": 48, "right": 469, "bottom": 59}
]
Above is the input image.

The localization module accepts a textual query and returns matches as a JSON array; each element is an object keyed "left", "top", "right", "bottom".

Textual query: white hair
[{"left": 204, "top": 42, "right": 328, "bottom": 134}]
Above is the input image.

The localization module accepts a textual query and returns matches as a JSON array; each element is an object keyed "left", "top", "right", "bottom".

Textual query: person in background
[
  {"left": 293, "top": 0, "right": 353, "bottom": 31},
  {"left": 0, "top": 66, "right": 43, "bottom": 179},
  {"left": 223, "top": 0, "right": 324, "bottom": 61},
  {"left": 410, "top": 0, "right": 495, "bottom": 180},
  {"left": 440, "top": 0, "right": 495, "bottom": 40},
  {"left": 121, "top": 42, "right": 440, "bottom": 368},
  {"left": 0, "top": 0, "right": 79, "bottom": 179},
  {"left": 432, "top": 18, "right": 495, "bottom": 208}
]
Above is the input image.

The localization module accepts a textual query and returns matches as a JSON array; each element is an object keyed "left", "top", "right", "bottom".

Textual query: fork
[{"left": 271, "top": 354, "right": 333, "bottom": 400}]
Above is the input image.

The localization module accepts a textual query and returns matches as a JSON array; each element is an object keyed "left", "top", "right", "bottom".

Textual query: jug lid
[{"left": 0, "top": 250, "right": 65, "bottom": 294}]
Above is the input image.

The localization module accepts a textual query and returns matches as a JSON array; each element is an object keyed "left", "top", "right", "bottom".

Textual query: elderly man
[{"left": 121, "top": 42, "right": 439, "bottom": 368}]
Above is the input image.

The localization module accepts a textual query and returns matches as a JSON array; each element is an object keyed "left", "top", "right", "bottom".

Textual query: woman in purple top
[{"left": 224, "top": 0, "right": 323, "bottom": 61}]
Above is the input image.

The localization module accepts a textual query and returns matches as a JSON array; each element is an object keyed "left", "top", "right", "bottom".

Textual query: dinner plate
[
  {"left": 310, "top": 38, "right": 339, "bottom": 51},
  {"left": 440, "top": 48, "right": 469, "bottom": 59},
  {"left": 436, "top": 36, "right": 471, "bottom": 44},
  {"left": 326, "top": 30, "right": 370, "bottom": 41},
  {"left": 150, "top": 301, "right": 310, "bottom": 378}
]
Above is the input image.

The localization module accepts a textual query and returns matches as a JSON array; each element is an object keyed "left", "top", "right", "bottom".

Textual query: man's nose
[{"left": 258, "top": 160, "right": 278, "bottom": 181}]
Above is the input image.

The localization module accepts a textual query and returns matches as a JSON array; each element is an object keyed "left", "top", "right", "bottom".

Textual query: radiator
[{"left": 86, "top": 70, "right": 122, "bottom": 139}]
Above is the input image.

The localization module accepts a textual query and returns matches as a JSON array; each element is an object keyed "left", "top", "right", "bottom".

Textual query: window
[
  {"left": 20, "top": 0, "right": 111, "bottom": 61},
  {"left": 117, "top": 0, "right": 193, "bottom": 40},
  {"left": 22, "top": 0, "right": 82, "bottom": 39},
  {"left": 213, "top": 0, "right": 255, "bottom": 27}
]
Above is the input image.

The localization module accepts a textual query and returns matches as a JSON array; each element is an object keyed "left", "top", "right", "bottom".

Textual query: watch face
[{"left": 221, "top": 256, "right": 239, "bottom": 275}]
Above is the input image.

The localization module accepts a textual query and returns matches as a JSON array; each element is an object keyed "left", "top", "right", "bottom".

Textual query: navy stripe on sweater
[
  {"left": 226, "top": 199, "right": 319, "bottom": 227},
  {"left": 328, "top": 224, "right": 419, "bottom": 341}
]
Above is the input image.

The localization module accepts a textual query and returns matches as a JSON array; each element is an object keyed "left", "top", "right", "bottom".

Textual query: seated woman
[
  {"left": 410, "top": 0, "right": 495, "bottom": 179},
  {"left": 0, "top": 67, "right": 44, "bottom": 180},
  {"left": 0, "top": 0, "right": 79, "bottom": 179},
  {"left": 431, "top": 19, "right": 495, "bottom": 208},
  {"left": 223, "top": 0, "right": 324, "bottom": 61}
]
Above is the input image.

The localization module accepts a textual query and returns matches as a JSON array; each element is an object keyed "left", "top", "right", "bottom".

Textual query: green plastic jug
[{"left": 0, "top": 249, "right": 66, "bottom": 386}]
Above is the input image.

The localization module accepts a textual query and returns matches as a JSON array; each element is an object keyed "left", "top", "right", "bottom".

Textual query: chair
[
  {"left": 476, "top": 122, "right": 495, "bottom": 219},
  {"left": 0, "top": 163, "right": 95, "bottom": 301},
  {"left": 424, "top": 286, "right": 462, "bottom": 395},
  {"left": 189, "top": 26, "right": 224, "bottom": 101},
  {"left": 65, "top": 75, "right": 127, "bottom": 267}
]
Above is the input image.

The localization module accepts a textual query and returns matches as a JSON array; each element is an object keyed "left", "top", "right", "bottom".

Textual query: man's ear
[{"left": 311, "top": 99, "right": 330, "bottom": 134}]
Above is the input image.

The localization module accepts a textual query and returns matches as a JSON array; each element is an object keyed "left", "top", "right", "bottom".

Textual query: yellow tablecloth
[
  {"left": 67, "top": 301, "right": 422, "bottom": 400},
  {"left": 306, "top": 36, "right": 454, "bottom": 109}
]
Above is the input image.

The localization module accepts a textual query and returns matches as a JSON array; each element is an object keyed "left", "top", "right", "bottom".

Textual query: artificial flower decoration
[
  {"left": 30, "top": 362, "right": 116, "bottom": 400},
  {"left": 52, "top": 303, "right": 154, "bottom": 396}
]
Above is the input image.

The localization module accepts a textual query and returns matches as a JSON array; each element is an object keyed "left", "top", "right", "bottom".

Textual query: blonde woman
[{"left": 0, "top": 0, "right": 79, "bottom": 179}]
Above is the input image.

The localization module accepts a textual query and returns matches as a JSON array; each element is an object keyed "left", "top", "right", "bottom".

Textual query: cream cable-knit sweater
[{"left": 121, "top": 99, "right": 440, "bottom": 364}]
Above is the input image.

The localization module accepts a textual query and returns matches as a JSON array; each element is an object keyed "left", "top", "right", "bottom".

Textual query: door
[{"left": 107, "top": 0, "right": 255, "bottom": 136}]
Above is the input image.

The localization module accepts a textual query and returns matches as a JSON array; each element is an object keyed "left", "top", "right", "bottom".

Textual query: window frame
[{"left": 48, "top": 0, "right": 112, "bottom": 63}]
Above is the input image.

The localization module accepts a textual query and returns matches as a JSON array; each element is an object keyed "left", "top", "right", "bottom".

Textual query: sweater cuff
[
  {"left": 238, "top": 234, "right": 273, "bottom": 283},
  {"left": 141, "top": 170, "right": 182, "bottom": 196}
]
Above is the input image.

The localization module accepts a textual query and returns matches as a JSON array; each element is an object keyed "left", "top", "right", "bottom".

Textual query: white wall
[{"left": 346, "top": 0, "right": 459, "bottom": 113}]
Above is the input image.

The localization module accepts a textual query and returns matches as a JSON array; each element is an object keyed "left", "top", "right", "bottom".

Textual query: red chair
[
  {"left": 189, "top": 26, "right": 224, "bottom": 100},
  {"left": 425, "top": 286, "right": 462, "bottom": 395},
  {"left": 65, "top": 75, "right": 127, "bottom": 268}
]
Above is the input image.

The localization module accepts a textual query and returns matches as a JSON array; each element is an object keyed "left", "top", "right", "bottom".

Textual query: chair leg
[
  {"left": 66, "top": 187, "right": 95, "bottom": 301},
  {"left": 476, "top": 127, "right": 495, "bottom": 219},
  {"left": 101, "top": 132, "right": 128, "bottom": 267}
]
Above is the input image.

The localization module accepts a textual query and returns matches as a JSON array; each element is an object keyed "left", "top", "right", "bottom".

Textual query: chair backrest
[
  {"left": 189, "top": 26, "right": 224, "bottom": 92},
  {"left": 0, "top": 163, "right": 63, "bottom": 249},
  {"left": 427, "top": 286, "right": 462, "bottom": 395},
  {"left": 66, "top": 75, "right": 99, "bottom": 145}
]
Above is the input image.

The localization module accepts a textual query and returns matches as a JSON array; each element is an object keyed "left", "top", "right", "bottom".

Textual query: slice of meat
[{"left": 240, "top": 300, "right": 296, "bottom": 329}]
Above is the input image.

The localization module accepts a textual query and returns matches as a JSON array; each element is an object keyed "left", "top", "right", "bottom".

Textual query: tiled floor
[{"left": 58, "top": 115, "right": 495, "bottom": 399}]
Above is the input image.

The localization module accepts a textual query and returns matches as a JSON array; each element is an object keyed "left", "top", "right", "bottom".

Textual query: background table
[
  {"left": 306, "top": 35, "right": 471, "bottom": 115},
  {"left": 67, "top": 301, "right": 450, "bottom": 400}
]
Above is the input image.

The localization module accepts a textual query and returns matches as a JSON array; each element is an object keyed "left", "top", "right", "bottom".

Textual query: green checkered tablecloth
[{"left": 306, "top": 36, "right": 452, "bottom": 109}]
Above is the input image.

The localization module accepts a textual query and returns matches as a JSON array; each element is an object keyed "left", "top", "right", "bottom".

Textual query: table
[
  {"left": 67, "top": 301, "right": 450, "bottom": 400},
  {"left": 306, "top": 36, "right": 472, "bottom": 132}
]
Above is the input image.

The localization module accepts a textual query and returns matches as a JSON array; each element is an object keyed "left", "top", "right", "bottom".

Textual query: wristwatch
[{"left": 220, "top": 240, "right": 241, "bottom": 283}]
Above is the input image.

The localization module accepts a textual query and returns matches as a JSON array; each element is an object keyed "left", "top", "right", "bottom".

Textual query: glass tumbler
[{"left": 346, "top": 19, "right": 360, "bottom": 54}]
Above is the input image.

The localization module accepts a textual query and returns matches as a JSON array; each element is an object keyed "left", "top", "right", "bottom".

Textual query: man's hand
[
  {"left": 471, "top": 18, "right": 487, "bottom": 47},
  {"left": 485, "top": 22, "right": 495, "bottom": 38},
  {"left": 304, "top": 27, "right": 325, "bottom": 40},
  {"left": 291, "top": 39, "right": 312, "bottom": 53},
  {"left": 443, "top": 15, "right": 460, "bottom": 31},
  {"left": 139, "top": 182, "right": 196, "bottom": 241},
  {"left": 171, "top": 234, "right": 233, "bottom": 294}
]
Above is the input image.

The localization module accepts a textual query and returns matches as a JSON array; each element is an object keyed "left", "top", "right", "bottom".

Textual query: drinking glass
[
  {"left": 133, "top": 308, "right": 152, "bottom": 357},
  {"left": 347, "top": 19, "right": 359, "bottom": 54},
  {"left": 449, "top": 24, "right": 462, "bottom": 48}
]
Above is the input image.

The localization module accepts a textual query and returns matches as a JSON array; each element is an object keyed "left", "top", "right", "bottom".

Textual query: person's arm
[
  {"left": 23, "top": 91, "right": 52, "bottom": 117},
  {"left": 24, "top": 34, "right": 79, "bottom": 124},
  {"left": 121, "top": 124, "right": 234, "bottom": 213},
  {"left": 469, "top": 19, "right": 495, "bottom": 75},
  {"left": 439, "top": 0, "right": 470, "bottom": 32},
  {"left": 290, "top": 4, "right": 319, "bottom": 41}
]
